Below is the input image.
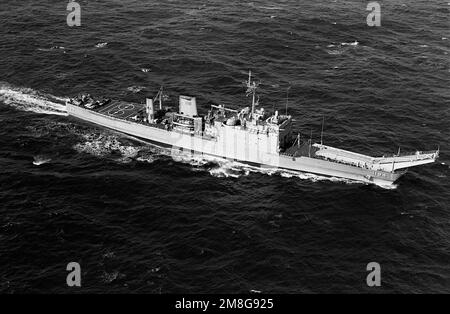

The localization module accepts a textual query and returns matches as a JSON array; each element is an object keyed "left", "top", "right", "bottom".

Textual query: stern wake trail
[{"left": 0, "top": 83, "right": 68, "bottom": 116}]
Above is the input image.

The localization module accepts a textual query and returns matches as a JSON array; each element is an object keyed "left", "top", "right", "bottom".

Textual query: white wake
[{"left": 0, "top": 83, "right": 68, "bottom": 116}]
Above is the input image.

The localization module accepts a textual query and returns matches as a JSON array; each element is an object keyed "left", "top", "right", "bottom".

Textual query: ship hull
[{"left": 67, "top": 104, "right": 403, "bottom": 186}]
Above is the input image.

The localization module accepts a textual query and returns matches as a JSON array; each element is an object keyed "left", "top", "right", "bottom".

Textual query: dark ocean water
[{"left": 0, "top": 0, "right": 449, "bottom": 293}]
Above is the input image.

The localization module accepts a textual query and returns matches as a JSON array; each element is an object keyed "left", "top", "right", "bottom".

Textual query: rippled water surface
[{"left": 0, "top": 0, "right": 449, "bottom": 293}]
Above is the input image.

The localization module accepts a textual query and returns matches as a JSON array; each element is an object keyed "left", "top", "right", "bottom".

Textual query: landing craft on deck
[{"left": 66, "top": 71, "right": 439, "bottom": 187}]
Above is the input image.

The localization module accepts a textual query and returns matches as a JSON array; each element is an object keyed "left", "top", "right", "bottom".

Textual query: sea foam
[{"left": 0, "top": 83, "right": 68, "bottom": 116}]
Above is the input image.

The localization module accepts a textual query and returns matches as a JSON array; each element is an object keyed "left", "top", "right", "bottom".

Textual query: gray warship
[{"left": 66, "top": 71, "right": 439, "bottom": 187}]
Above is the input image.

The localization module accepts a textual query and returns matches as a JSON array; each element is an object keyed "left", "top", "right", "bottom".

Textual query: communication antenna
[
  {"left": 391, "top": 153, "right": 396, "bottom": 172},
  {"left": 309, "top": 129, "right": 313, "bottom": 157},
  {"left": 285, "top": 85, "right": 291, "bottom": 116},
  {"left": 320, "top": 116, "right": 325, "bottom": 146}
]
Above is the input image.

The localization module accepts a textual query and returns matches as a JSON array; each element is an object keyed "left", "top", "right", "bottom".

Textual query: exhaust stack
[{"left": 179, "top": 95, "right": 197, "bottom": 117}]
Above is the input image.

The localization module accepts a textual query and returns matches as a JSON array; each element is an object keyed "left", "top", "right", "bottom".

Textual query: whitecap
[
  {"left": 38, "top": 46, "right": 65, "bottom": 52},
  {"left": 101, "top": 271, "right": 122, "bottom": 283},
  {"left": 341, "top": 41, "right": 359, "bottom": 46},
  {"left": 33, "top": 155, "right": 51, "bottom": 166},
  {"left": 326, "top": 50, "right": 343, "bottom": 55},
  {"left": 127, "top": 86, "right": 146, "bottom": 93},
  {"left": 102, "top": 251, "right": 115, "bottom": 259},
  {"left": 95, "top": 42, "right": 108, "bottom": 48},
  {"left": 209, "top": 165, "right": 240, "bottom": 178},
  {"left": 257, "top": 6, "right": 283, "bottom": 10}
]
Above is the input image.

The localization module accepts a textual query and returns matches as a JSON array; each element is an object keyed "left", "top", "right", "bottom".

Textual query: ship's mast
[
  {"left": 245, "top": 70, "right": 259, "bottom": 119},
  {"left": 154, "top": 86, "right": 164, "bottom": 110}
]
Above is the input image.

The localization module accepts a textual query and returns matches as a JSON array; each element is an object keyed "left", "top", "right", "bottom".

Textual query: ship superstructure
[{"left": 66, "top": 71, "right": 439, "bottom": 186}]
